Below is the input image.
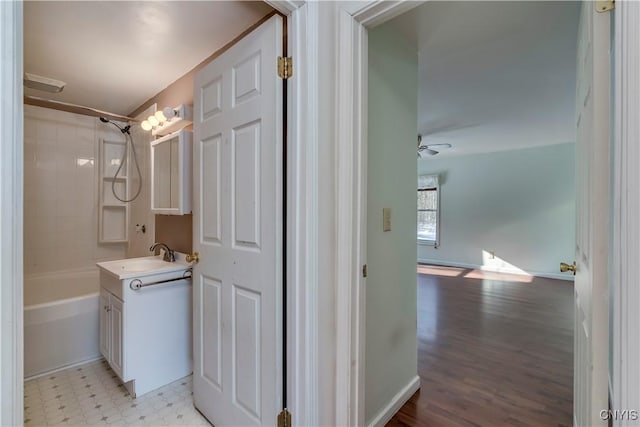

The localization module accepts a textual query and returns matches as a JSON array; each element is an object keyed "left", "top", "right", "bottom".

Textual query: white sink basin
[{"left": 97, "top": 255, "right": 190, "bottom": 280}]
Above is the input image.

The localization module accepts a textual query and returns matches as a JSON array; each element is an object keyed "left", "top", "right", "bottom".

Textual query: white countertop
[{"left": 96, "top": 253, "right": 192, "bottom": 280}]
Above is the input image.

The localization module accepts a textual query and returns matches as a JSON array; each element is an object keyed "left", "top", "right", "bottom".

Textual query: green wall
[
  {"left": 418, "top": 142, "right": 576, "bottom": 278},
  {"left": 366, "top": 24, "right": 418, "bottom": 424}
]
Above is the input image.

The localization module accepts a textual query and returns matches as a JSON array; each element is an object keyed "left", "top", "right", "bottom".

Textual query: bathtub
[{"left": 24, "top": 267, "right": 101, "bottom": 379}]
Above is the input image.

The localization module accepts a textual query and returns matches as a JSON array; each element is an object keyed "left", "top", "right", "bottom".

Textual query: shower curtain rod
[{"left": 24, "top": 95, "right": 140, "bottom": 122}]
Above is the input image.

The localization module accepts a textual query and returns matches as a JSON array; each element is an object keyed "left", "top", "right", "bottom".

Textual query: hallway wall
[{"left": 366, "top": 24, "right": 419, "bottom": 425}]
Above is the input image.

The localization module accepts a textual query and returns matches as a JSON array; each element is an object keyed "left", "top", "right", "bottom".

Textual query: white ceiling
[
  {"left": 386, "top": 1, "right": 581, "bottom": 157},
  {"left": 24, "top": 1, "right": 273, "bottom": 115}
]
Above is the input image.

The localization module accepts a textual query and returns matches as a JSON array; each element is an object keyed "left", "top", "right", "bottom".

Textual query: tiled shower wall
[{"left": 24, "top": 105, "right": 127, "bottom": 275}]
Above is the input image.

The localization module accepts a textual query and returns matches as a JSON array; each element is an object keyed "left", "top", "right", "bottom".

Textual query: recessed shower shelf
[
  {"left": 99, "top": 139, "right": 129, "bottom": 244},
  {"left": 100, "top": 206, "right": 127, "bottom": 243}
]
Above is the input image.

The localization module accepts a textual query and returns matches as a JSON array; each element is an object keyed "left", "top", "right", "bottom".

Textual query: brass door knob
[
  {"left": 186, "top": 252, "right": 199, "bottom": 264},
  {"left": 560, "top": 261, "right": 576, "bottom": 275}
]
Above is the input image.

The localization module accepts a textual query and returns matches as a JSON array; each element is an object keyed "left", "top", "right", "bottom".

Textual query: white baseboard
[
  {"left": 525, "top": 272, "right": 573, "bottom": 281},
  {"left": 417, "top": 258, "right": 574, "bottom": 282},
  {"left": 24, "top": 356, "right": 104, "bottom": 382},
  {"left": 366, "top": 375, "right": 420, "bottom": 427}
]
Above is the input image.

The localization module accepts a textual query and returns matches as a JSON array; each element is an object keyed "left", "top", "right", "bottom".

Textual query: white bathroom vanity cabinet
[{"left": 97, "top": 256, "right": 193, "bottom": 398}]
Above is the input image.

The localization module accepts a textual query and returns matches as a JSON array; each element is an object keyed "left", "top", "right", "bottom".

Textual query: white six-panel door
[
  {"left": 193, "top": 16, "right": 283, "bottom": 426},
  {"left": 574, "top": 2, "right": 610, "bottom": 426}
]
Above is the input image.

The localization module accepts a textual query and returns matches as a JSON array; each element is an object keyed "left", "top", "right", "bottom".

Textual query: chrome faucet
[{"left": 149, "top": 243, "right": 175, "bottom": 262}]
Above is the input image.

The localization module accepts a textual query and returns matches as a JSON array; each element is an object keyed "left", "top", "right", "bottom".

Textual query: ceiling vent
[{"left": 23, "top": 73, "right": 66, "bottom": 93}]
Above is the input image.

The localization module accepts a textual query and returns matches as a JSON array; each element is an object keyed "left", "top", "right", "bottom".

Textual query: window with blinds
[{"left": 418, "top": 175, "right": 439, "bottom": 246}]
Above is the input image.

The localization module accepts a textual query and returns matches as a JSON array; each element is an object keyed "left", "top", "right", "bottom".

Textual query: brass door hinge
[
  {"left": 596, "top": 0, "right": 614, "bottom": 12},
  {"left": 362, "top": 264, "right": 368, "bottom": 278},
  {"left": 277, "top": 409, "right": 292, "bottom": 427},
  {"left": 278, "top": 57, "right": 293, "bottom": 79}
]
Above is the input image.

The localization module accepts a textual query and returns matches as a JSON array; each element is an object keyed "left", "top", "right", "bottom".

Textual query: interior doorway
[{"left": 363, "top": 2, "right": 596, "bottom": 425}]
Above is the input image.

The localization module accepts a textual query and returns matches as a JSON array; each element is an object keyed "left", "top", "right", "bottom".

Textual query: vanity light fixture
[
  {"left": 153, "top": 105, "right": 193, "bottom": 136},
  {"left": 154, "top": 110, "right": 167, "bottom": 123},
  {"left": 153, "top": 107, "right": 178, "bottom": 125},
  {"left": 161, "top": 107, "right": 179, "bottom": 120},
  {"left": 140, "top": 105, "right": 193, "bottom": 135}
]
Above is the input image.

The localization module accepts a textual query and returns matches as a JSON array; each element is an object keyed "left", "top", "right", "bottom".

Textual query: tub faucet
[{"left": 149, "top": 243, "right": 175, "bottom": 262}]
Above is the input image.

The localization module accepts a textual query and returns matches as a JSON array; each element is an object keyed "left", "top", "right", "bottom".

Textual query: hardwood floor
[{"left": 387, "top": 265, "right": 574, "bottom": 427}]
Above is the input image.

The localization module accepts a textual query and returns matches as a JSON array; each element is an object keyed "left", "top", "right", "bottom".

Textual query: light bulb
[
  {"left": 155, "top": 110, "right": 167, "bottom": 123},
  {"left": 141, "top": 120, "right": 152, "bottom": 131},
  {"left": 162, "top": 107, "right": 177, "bottom": 120},
  {"left": 148, "top": 115, "right": 159, "bottom": 126}
]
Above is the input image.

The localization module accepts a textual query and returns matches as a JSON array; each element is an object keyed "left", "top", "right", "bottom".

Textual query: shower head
[{"left": 99, "top": 117, "right": 131, "bottom": 134}]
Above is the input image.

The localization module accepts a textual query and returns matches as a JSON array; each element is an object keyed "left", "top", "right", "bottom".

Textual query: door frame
[
  {"left": 0, "top": 0, "right": 24, "bottom": 425},
  {"left": 270, "top": 1, "right": 426, "bottom": 424},
  {"left": 3, "top": 1, "right": 640, "bottom": 426},
  {"left": 611, "top": 1, "right": 640, "bottom": 422},
  {"left": 330, "top": 3, "right": 427, "bottom": 425},
  {"left": 264, "top": 3, "right": 319, "bottom": 425},
  {"left": 325, "top": 1, "right": 640, "bottom": 425}
]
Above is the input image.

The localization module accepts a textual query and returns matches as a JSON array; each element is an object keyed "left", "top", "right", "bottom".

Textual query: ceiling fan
[{"left": 417, "top": 135, "right": 452, "bottom": 157}]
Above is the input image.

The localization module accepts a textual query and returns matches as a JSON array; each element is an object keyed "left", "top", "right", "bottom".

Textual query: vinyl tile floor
[{"left": 24, "top": 359, "right": 211, "bottom": 426}]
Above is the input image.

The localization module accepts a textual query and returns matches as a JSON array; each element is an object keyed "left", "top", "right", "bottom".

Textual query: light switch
[{"left": 383, "top": 208, "right": 391, "bottom": 232}]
